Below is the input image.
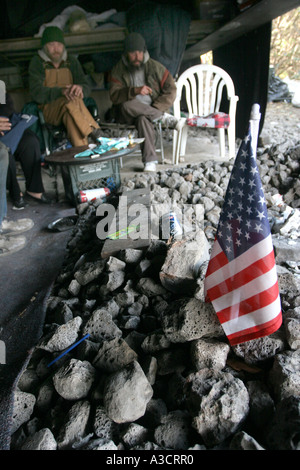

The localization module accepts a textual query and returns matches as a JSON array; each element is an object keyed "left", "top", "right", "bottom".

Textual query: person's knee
[
  {"left": 0, "top": 146, "right": 9, "bottom": 170},
  {"left": 121, "top": 100, "right": 133, "bottom": 113}
]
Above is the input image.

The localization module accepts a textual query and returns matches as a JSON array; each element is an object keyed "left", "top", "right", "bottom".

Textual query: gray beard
[{"left": 128, "top": 62, "right": 144, "bottom": 73}]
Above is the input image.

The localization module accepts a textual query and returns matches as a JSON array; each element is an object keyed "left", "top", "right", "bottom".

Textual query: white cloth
[{"left": 34, "top": 6, "right": 118, "bottom": 37}]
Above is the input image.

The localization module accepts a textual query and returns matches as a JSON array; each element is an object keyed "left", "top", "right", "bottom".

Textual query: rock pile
[{"left": 9, "top": 125, "right": 300, "bottom": 451}]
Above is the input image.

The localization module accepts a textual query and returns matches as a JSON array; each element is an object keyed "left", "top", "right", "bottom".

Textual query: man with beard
[
  {"left": 28, "top": 26, "right": 101, "bottom": 147},
  {"left": 108, "top": 32, "right": 184, "bottom": 172}
]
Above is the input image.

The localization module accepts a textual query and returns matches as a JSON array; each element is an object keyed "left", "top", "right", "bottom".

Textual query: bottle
[{"left": 78, "top": 187, "right": 110, "bottom": 203}]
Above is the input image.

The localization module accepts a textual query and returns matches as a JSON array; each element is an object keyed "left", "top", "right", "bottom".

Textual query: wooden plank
[
  {"left": 0, "top": 27, "right": 127, "bottom": 61},
  {"left": 101, "top": 188, "right": 151, "bottom": 259},
  {"left": 183, "top": 0, "right": 300, "bottom": 60},
  {"left": 0, "top": 20, "right": 220, "bottom": 63}
]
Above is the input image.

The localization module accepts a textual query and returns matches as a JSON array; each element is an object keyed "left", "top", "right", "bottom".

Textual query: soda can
[
  {"left": 78, "top": 187, "right": 110, "bottom": 203},
  {"left": 161, "top": 212, "right": 183, "bottom": 240}
]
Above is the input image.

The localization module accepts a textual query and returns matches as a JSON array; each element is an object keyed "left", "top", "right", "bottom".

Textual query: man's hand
[
  {"left": 134, "top": 85, "right": 152, "bottom": 96},
  {"left": 62, "top": 84, "right": 84, "bottom": 101},
  {"left": 0, "top": 117, "right": 11, "bottom": 136}
]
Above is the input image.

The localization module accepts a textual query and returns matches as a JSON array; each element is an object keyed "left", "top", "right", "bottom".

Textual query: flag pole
[{"left": 249, "top": 103, "right": 261, "bottom": 159}]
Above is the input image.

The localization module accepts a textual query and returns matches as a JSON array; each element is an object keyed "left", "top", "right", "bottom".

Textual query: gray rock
[
  {"left": 141, "top": 331, "right": 171, "bottom": 353},
  {"left": 93, "top": 337, "right": 138, "bottom": 372},
  {"left": 190, "top": 338, "right": 230, "bottom": 371},
  {"left": 74, "top": 260, "right": 105, "bottom": 285},
  {"left": 83, "top": 309, "right": 122, "bottom": 341},
  {"left": 268, "top": 349, "right": 300, "bottom": 401},
  {"left": 154, "top": 410, "right": 191, "bottom": 449},
  {"left": 120, "top": 248, "right": 144, "bottom": 264},
  {"left": 56, "top": 400, "right": 91, "bottom": 449},
  {"left": 186, "top": 369, "right": 249, "bottom": 447},
  {"left": 121, "top": 423, "right": 148, "bottom": 448},
  {"left": 230, "top": 431, "right": 265, "bottom": 450},
  {"left": 11, "top": 390, "right": 36, "bottom": 434},
  {"left": 68, "top": 279, "right": 81, "bottom": 296},
  {"left": 53, "top": 358, "right": 96, "bottom": 400},
  {"left": 83, "top": 438, "right": 119, "bottom": 450},
  {"left": 159, "top": 230, "right": 210, "bottom": 293},
  {"left": 35, "top": 379, "right": 56, "bottom": 414},
  {"left": 161, "top": 298, "right": 224, "bottom": 343},
  {"left": 136, "top": 277, "right": 167, "bottom": 297},
  {"left": 284, "top": 308, "right": 300, "bottom": 350},
  {"left": 38, "top": 316, "right": 82, "bottom": 352},
  {"left": 103, "top": 361, "right": 153, "bottom": 423},
  {"left": 105, "top": 270, "right": 125, "bottom": 291},
  {"left": 232, "top": 332, "right": 286, "bottom": 364},
  {"left": 17, "top": 369, "right": 40, "bottom": 393},
  {"left": 140, "top": 355, "right": 157, "bottom": 386},
  {"left": 93, "top": 405, "right": 117, "bottom": 439},
  {"left": 115, "top": 291, "right": 135, "bottom": 307},
  {"left": 21, "top": 428, "right": 57, "bottom": 450},
  {"left": 106, "top": 256, "right": 126, "bottom": 271},
  {"left": 101, "top": 298, "right": 120, "bottom": 318}
]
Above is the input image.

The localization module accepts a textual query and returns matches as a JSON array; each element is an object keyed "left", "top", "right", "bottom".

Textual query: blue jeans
[{"left": 0, "top": 141, "right": 9, "bottom": 228}]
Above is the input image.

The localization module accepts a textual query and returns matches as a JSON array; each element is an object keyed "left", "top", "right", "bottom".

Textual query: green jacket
[
  {"left": 28, "top": 52, "right": 91, "bottom": 104},
  {"left": 108, "top": 55, "right": 176, "bottom": 113}
]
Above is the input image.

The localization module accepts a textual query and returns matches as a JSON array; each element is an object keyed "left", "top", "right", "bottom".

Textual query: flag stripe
[
  {"left": 212, "top": 266, "right": 277, "bottom": 313},
  {"left": 205, "top": 240, "right": 228, "bottom": 277},
  {"left": 206, "top": 251, "right": 277, "bottom": 305},
  {"left": 221, "top": 295, "right": 282, "bottom": 337},
  {"left": 227, "top": 310, "right": 282, "bottom": 345},
  {"left": 217, "top": 280, "right": 280, "bottom": 323},
  {"left": 205, "top": 234, "right": 274, "bottom": 290}
]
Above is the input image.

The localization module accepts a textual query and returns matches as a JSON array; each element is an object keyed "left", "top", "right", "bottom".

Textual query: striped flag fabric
[{"left": 204, "top": 117, "right": 282, "bottom": 346}]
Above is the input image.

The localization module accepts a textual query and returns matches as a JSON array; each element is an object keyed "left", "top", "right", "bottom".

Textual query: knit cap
[
  {"left": 124, "top": 33, "right": 146, "bottom": 52},
  {"left": 41, "top": 26, "right": 65, "bottom": 46}
]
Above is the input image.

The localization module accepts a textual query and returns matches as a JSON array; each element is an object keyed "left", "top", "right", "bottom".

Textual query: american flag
[{"left": 204, "top": 122, "right": 282, "bottom": 346}]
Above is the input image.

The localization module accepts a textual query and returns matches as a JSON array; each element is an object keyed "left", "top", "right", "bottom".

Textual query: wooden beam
[
  {"left": 183, "top": 0, "right": 300, "bottom": 60},
  {"left": 0, "top": 20, "right": 220, "bottom": 63},
  {"left": 0, "top": 27, "right": 127, "bottom": 61}
]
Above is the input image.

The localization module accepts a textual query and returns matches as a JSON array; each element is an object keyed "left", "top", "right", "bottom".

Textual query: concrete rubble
[{"left": 9, "top": 133, "right": 300, "bottom": 451}]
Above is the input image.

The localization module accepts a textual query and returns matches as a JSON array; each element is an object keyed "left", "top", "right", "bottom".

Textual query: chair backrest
[{"left": 173, "top": 64, "right": 237, "bottom": 119}]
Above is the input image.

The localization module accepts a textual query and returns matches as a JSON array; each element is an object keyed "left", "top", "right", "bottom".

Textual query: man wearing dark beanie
[
  {"left": 109, "top": 32, "right": 184, "bottom": 172},
  {"left": 28, "top": 26, "right": 101, "bottom": 147}
]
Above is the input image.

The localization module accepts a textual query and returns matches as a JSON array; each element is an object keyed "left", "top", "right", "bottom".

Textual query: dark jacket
[
  {"left": 28, "top": 51, "right": 91, "bottom": 104},
  {"left": 108, "top": 53, "right": 176, "bottom": 113}
]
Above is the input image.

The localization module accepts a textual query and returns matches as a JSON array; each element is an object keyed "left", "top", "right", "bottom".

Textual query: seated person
[
  {"left": 0, "top": 121, "right": 34, "bottom": 256},
  {"left": 0, "top": 93, "right": 51, "bottom": 207},
  {"left": 28, "top": 26, "right": 102, "bottom": 147},
  {"left": 108, "top": 32, "right": 184, "bottom": 172}
]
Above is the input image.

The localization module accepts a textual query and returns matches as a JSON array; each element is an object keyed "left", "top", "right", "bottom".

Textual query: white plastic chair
[{"left": 173, "top": 64, "right": 239, "bottom": 164}]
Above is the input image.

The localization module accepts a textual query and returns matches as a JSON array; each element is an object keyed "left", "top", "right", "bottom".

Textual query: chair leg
[
  {"left": 180, "top": 126, "right": 188, "bottom": 157},
  {"left": 175, "top": 129, "right": 180, "bottom": 165},
  {"left": 227, "top": 125, "right": 236, "bottom": 159},
  {"left": 153, "top": 121, "right": 164, "bottom": 164},
  {"left": 38, "top": 110, "right": 51, "bottom": 156},
  {"left": 158, "top": 121, "right": 164, "bottom": 164},
  {"left": 218, "top": 128, "right": 225, "bottom": 158},
  {"left": 172, "top": 129, "right": 178, "bottom": 164}
]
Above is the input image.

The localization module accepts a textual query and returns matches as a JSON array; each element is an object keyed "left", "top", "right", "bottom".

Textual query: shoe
[
  {"left": 159, "top": 113, "right": 186, "bottom": 131},
  {"left": 0, "top": 234, "right": 27, "bottom": 256},
  {"left": 26, "top": 192, "right": 54, "bottom": 204},
  {"left": 144, "top": 161, "right": 157, "bottom": 172},
  {"left": 12, "top": 196, "right": 28, "bottom": 211},
  {"left": 88, "top": 128, "right": 104, "bottom": 144},
  {"left": 1, "top": 218, "right": 34, "bottom": 235}
]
